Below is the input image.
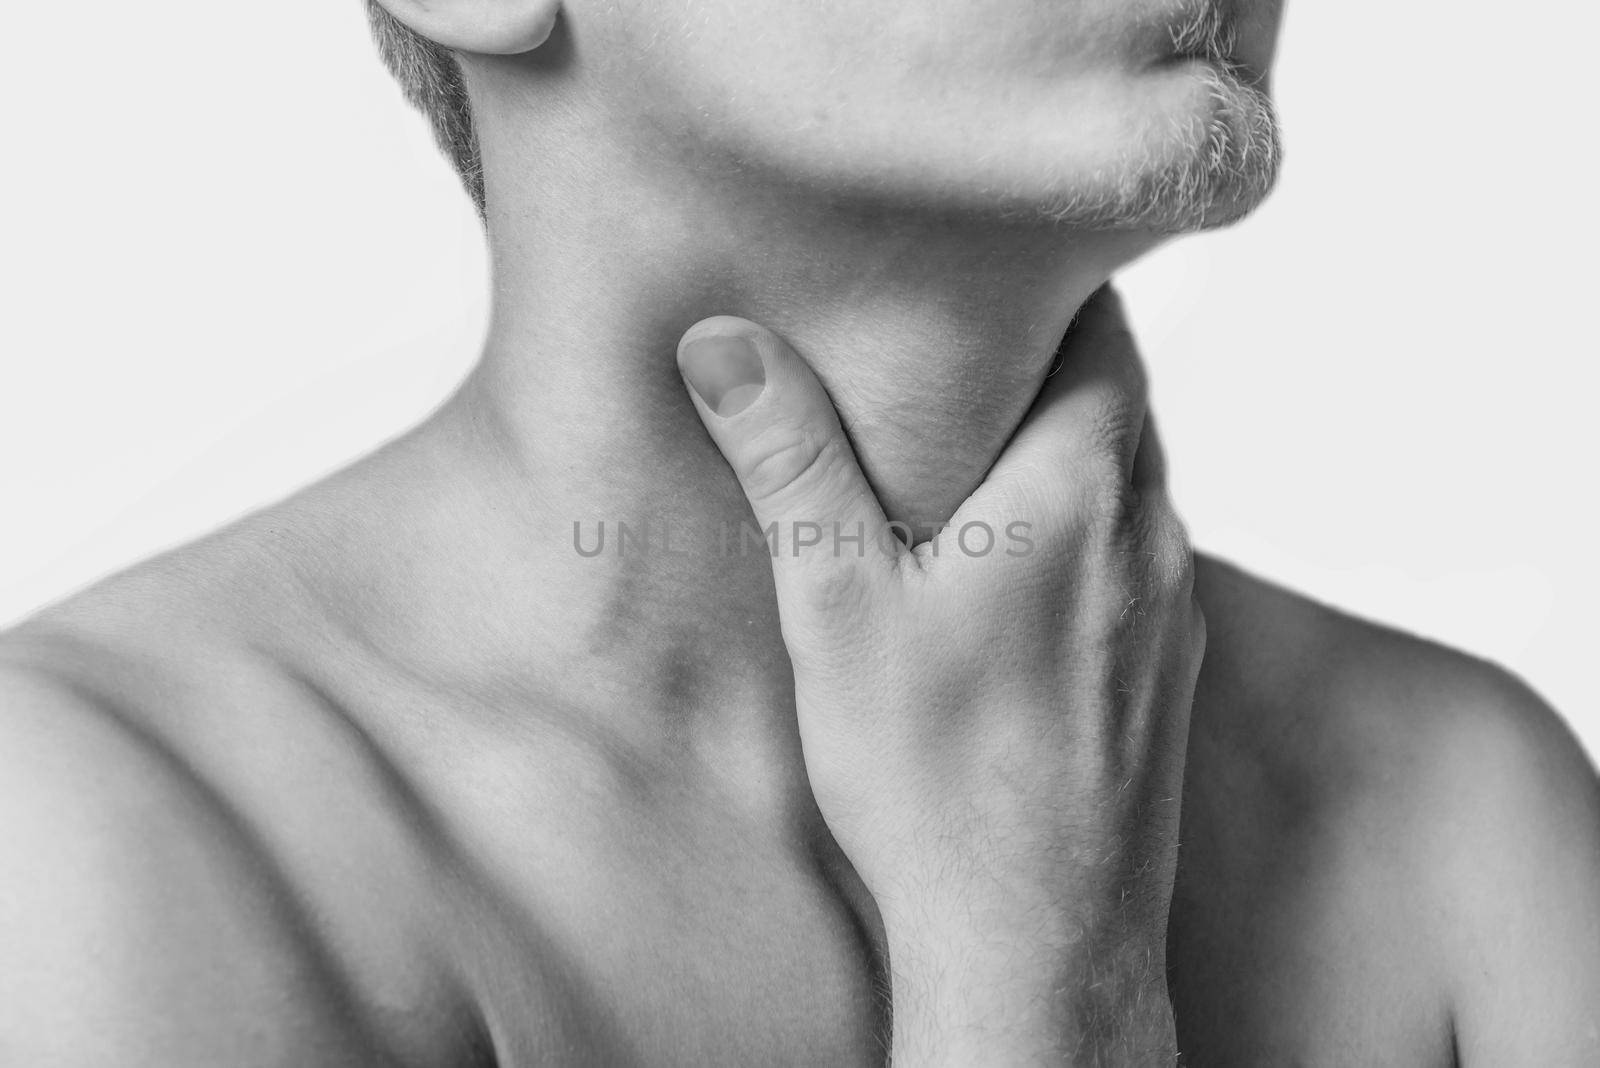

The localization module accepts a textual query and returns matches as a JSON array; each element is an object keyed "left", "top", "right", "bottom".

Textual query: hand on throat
[{"left": 329, "top": 108, "right": 1164, "bottom": 738}]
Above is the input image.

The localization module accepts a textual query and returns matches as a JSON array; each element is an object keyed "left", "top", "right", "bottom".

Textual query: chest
[
  {"left": 449, "top": 793, "right": 888, "bottom": 1067},
  {"left": 373, "top": 716, "right": 1452, "bottom": 1067}
]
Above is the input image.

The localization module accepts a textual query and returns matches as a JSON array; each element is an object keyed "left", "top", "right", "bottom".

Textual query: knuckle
[
  {"left": 1190, "top": 597, "right": 1209, "bottom": 658},
  {"left": 741, "top": 425, "right": 847, "bottom": 508},
  {"left": 1159, "top": 516, "right": 1195, "bottom": 587},
  {"left": 795, "top": 558, "right": 872, "bottom": 618},
  {"left": 1080, "top": 461, "right": 1138, "bottom": 533},
  {"left": 1142, "top": 503, "right": 1195, "bottom": 596},
  {"left": 1084, "top": 389, "right": 1142, "bottom": 466},
  {"left": 1071, "top": 401, "right": 1142, "bottom": 528},
  {"left": 779, "top": 562, "right": 879, "bottom": 657}
]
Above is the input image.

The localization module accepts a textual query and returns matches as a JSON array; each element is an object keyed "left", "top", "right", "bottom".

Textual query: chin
[
  {"left": 689, "top": 49, "right": 1282, "bottom": 240},
  {"left": 1016, "top": 60, "right": 1283, "bottom": 236}
]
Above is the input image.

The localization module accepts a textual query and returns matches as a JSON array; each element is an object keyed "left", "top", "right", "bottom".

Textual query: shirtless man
[{"left": 3, "top": 0, "right": 1596, "bottom": 1064}]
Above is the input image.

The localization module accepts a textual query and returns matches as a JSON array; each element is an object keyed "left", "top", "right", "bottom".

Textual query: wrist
[{"left": 882, "top": 902, "right": 1177, "bottom": 1065}]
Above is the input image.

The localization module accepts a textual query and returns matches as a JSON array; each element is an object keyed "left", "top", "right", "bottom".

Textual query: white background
[{"left": 2, "top": 1, "right": 1595, "bottom": 756}]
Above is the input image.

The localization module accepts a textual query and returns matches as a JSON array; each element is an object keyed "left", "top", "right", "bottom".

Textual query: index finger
[{"left": 955, "top": 286, "right": 1152, "bottom": 531}]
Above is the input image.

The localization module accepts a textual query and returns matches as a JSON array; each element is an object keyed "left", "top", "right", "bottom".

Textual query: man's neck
[{"left": 325, "top": 115, "right": 1157, "bottom": 742}]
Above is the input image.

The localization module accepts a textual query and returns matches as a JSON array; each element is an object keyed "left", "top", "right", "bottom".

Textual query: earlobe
[{"left": 374, "top": 0, "right": 561, "bottom": 56}]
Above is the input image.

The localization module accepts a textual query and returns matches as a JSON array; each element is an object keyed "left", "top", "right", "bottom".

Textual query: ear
[{"left": 372, "top": 0, "right": 561, "bottom": 56}]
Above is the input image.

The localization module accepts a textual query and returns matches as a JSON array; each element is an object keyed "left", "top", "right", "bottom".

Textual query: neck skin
[{"left": 310, "top": 67, "right": 1160, "bottom": 765}]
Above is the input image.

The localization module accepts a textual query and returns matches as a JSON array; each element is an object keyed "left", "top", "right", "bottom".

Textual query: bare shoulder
[
  {"left": 0, "top": 658, "right": 383, "bottom": 1066},
  {"left": 0, "top": 517, "right": 532, "bottom": 1066},
  {"left": 1191, "top": 555, "right": 1600, "bottom": 1063},
  {"left": 1194, "top": 554, "right": 1595, "bottom": 786}
]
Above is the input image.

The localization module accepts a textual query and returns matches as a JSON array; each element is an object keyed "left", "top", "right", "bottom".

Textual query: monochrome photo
[{"left": 2, "top": 0, "right": 1597, "bottom": 1064}]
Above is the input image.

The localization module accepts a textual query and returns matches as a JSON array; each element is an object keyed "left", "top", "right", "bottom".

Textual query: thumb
[{"left": 676, "top": 316, "right": 898, "bottom": 592}]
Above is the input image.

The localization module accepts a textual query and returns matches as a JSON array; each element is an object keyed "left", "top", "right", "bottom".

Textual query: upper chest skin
[
  {"left": 238, "top": 663, "right": 1452, "bottom": 1068},
  {"left": 282, "top": 689, "right": 1453, "bottom": 1067},
  {"left": 142, "top": 653, "right": 890, "bottom": 1067},
  {"left": 8, "top": 574, "right": 1457, "bottom": 1067}
]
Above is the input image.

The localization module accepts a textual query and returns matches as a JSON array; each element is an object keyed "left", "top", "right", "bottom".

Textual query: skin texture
[{"left": 3, "top": 0, "right": 1599, "bottom": 1064}]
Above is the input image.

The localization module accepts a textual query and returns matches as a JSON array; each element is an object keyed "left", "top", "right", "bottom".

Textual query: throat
[
  {"left": 436, "top": 289, "right": 1072, "bottom": 725},
  {"left": 302, "top": 144, "right": 1159, "bottom": 755}
]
